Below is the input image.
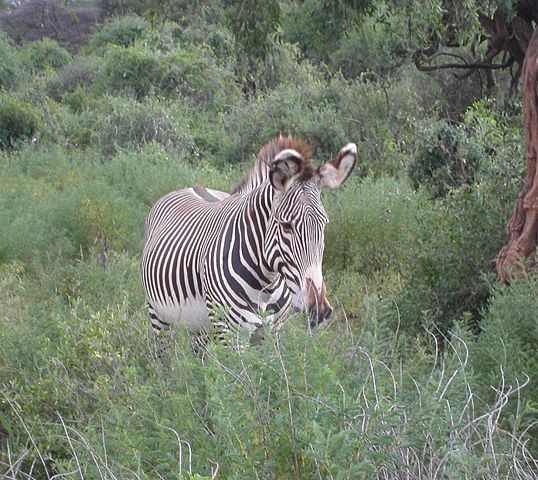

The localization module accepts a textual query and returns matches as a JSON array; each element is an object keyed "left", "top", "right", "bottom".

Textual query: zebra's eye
[{"left": 280, "top": 221, "right": 294, "bottom": 234}]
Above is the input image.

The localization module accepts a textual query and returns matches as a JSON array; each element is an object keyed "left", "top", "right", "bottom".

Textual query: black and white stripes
[{"left": 141, "top": 136, "right": 357, "bottom": 344}]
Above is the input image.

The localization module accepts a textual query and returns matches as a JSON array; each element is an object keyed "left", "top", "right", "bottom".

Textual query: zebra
[{"left": 141, "top": 136, "right": 357, "bottom": 346}]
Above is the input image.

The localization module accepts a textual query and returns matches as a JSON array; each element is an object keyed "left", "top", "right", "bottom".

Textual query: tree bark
[{"left": 497, "top": 27, "right": 538, "bottom": 282}]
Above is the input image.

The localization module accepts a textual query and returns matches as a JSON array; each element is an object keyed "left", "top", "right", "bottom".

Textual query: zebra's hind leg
[
  {"left": 147, "top": 303, "right": 174, "bottom": 366},
  {"left": 148, "top": 302, "right": 171, "bottom": 330}
]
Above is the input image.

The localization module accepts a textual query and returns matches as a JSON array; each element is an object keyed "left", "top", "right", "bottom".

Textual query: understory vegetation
[{"left": 0, "top": 1, "right": 537, "bottom": 478}]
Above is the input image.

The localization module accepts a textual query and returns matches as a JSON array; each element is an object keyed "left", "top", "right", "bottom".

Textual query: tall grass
[{"left": 1, "top": 302, "right": 536, "bottom": 478}]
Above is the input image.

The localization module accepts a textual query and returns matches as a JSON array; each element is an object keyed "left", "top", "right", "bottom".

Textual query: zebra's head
[{"left": 267, "top": 141, "right": 357, "bottom": 329}]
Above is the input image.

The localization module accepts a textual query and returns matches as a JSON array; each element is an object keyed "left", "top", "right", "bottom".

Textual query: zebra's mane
[{"left": 231, "top": 135, "right": 315, "bottom": 195}]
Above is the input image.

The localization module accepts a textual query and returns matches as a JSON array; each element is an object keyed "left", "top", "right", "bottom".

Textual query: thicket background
[{"left": 0, "top": 0, "right": 537, "bottom": 478}]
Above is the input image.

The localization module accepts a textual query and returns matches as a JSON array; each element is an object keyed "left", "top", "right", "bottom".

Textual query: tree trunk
[{"left": 497, "top": 27, "right": 538, "bottom": 282}]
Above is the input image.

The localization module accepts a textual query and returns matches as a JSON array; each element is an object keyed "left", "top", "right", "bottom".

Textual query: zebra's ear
[
  {"left": 269, "top": 149, "right": 304, "bottom": 191},
  {"left": 318, "top": 143, "right": 357, "bottom": 189}
]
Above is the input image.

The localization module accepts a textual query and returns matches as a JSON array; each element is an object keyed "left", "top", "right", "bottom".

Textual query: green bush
[
  {"left": 391, "top": 100, "right": 524, "bottom": 334},
  {"left": 325, "top": 176, "right": 420, "bottom": 276},
  {"left": 408, "top": 121, "right": 483, "bottom": 198},
  {"left": 0, "top": 144, "right": 234, "bottom": 268},
  {"left": 222, "top": 71, "right": 418, "bottom": 175},
  {"left": 320, "top": 177, "right": 422, "bottom": 321},
  {"left": 178, "top": 16, "right": 236, "bottom": 66},
  {"left": 74, "top": 96, "right": 195, "bottom": 155},
  {"left": 101, "top": 43, "right": 158, "bottom": 99},
  {"left": 0, "top": 95, "right": 39, "bottom": 150},
  {"left": 0, "top": 31, "right": 21, "bottom": 90},
  {"left": 392, "top": 179, "right": 519, "bottom": 335},
  {"left": 18, "top": 39, "right": 71, "bottom": 73},
  {"left": 281, "top": 0, "right": 351, "bottom": 65},
  {"left": 471, "top": 276, "right": 538, "bottom": 454},
  {"left": 45, "top": 56, "right": 99, "bottom": 102},
  {"left": 100, "top": 42, "right": 239, "bottom": 108},
  {"left": 86, "top": 15, "right": 147, "bottom": 54},
  {"left": 0, "top": 150, "right": 139, "bottom": 265},
  {"left": 329, "top": 18, "right": 402, "bottom": 79},
  {"left": 162, "top": 44, "right": 240, "bottom": 109}
]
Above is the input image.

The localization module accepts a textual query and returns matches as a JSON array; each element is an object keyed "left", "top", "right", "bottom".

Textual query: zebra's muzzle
[
  {"left": 308, "top": 303, "right": 333, "bottom": 329},
  {"left": 305, "top": 277, "right": 333, "bottom": 329}
]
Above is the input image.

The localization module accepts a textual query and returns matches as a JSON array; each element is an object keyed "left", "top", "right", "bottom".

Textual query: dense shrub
[
  {"left": 471, "top": 276, "right": 538, "bottom": 453},
  {"left": 177, "top": 15, "right": 236, "bottom": 66},
  {"left": 0, "top": 31, "right": 21, "bottom": 90},
  {"left": 100, "top": 42, "right": 240, "bottom": 108},
  {"left": 1, "top": 284, "right": 535, "bottom": 478},
  {"left": 101, "top": 43, "right": 159, "bottom": 99},
  {"left": 18, "top": 39, "right": 71, "bottom": 73},
  {"left": 236, "top": 41, "right": 320, "bottom": 95},
  {"left": 325, "top": 177, "right": 420, "bottom": 276},
  {"left": 391, "top": 181, "right": 520, "bottom": 335},
  {"left": 0, "top": 145, "right": 233, "bottom": 268},
  {"left": 329, "top": 18, "right": 404, "bottom": 79},
  {"left": 0, "top": 149, "right": 140, "bottom": 264},
  {"left": 392, "top": 100, "right": 524, "bottom": 334},
  {"left": 73, "top": 96, "right": 195, "bottom": 155},
  {"left": 45, "top": 56, "right": 99, "bottom": 102},
  {"left": 86, "top": 15, "right": 147, "bottom": 54},
  {"left": 408, "top": 121, "right": 483, "bottom": 198},
  {"left": 281, "top": 0, "right": 351, "bottom": 65},
  {"left": 0, "top": 95, "right": 39, "bottom": 150}
]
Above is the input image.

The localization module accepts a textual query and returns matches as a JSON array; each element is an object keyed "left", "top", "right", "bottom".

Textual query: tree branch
[{"left": 414, "top": 56, "right": 515, "bottom": 73}]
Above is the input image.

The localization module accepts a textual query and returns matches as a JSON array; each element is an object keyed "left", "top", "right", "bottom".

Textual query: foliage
[
  {"left": 0, "top": 95, "right": 39, "bottom": 150},
  {"left": 0, "top": 145, "right": 233, "bottom": 266},
  {"left": 471, "top": 276, "right": 538, "bottom": 453},
  {"left": 221, "top": 69, "right": 419, "bottom": 175},
  {"left": 45, "top": 56, "right": 99, "bottom": 102},
  {"left": 86, "top": 15, "right": 148, "bottom": 54},
  {"left": 100, "top": 42, "right": 239, "bottom": 108},
  {"left": 395, "top": 100, "right": 525, "bottom": 333},
  {"left": 71, "top": 95, "right": 195, "bottom": 155},
  {"left": 0, "top": 31, "right": 20, "bottom": 90},
  {"left": 101, "top": 43, "right": 161, "bottom": 99},
  {"left": 408, "top": 121, "right": 483, "bottom": 198},
  {"left": 325, "top": 176, "right": 420, "bottom": 277},
  {"left": 321, "top": 177, "right": 422, "bottom": 322},
  {"left": 227, "top": 0, "right": 282, "bottom": 61},
  {"left": 281, "top": 0, "right": 371, "bottom": 65},
  {"left": 18, "top": 39, "right": 71, "bottom": 73},
  {"left": 328, "top": 16, "right": 402, "bottom": 78}
]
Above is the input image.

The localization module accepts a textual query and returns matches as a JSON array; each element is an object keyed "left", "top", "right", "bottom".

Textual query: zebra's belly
[{"left": 154, "top": 297, "right": 210, "bottom": 334}]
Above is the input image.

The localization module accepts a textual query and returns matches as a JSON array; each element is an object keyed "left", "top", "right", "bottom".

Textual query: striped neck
[{"left": 231, "top": 181, "right": 281, "bottom": 286}]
